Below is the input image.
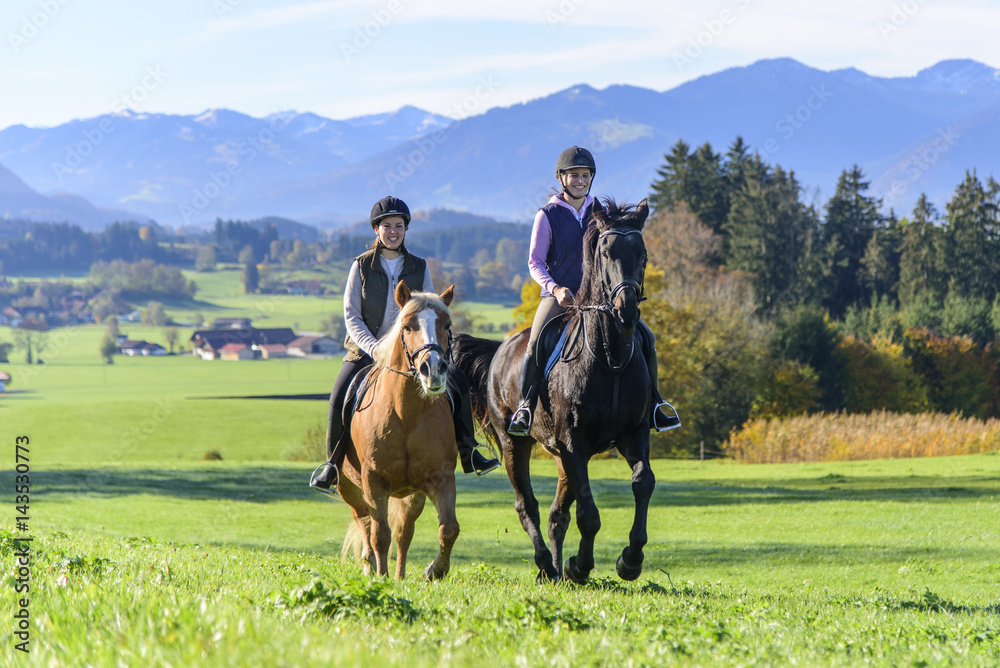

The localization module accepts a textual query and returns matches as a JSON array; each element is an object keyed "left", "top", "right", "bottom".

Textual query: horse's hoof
[
  {"left": 424, "top": 564, "right": 446, "bottom": 581},
  {"left": 564, "top": 556, "right": 589, "bottom": 584},
  {"left": 616, "top": 549, "right": 643, "bottom": 581},
  {"left": 535, "top": 568, "right": 560, "bottom": 584}
]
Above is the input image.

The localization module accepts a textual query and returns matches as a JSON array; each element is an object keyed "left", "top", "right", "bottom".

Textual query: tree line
[
  {"left": 0, "top": 220, "right": 187, "bottom": 273},
  {"left": 635, "top": 137, "right": 1000, "bottom": 456}
]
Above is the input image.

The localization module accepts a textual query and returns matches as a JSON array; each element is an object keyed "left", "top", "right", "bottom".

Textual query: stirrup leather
[
  {"left": 309, "top": 462, "right": 339, "bottom": 497},
  {"left": 652, "top": 400, "right": 681, "bottom": 432}
]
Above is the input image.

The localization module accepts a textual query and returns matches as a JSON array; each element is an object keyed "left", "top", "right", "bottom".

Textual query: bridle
[
  {"left": 383, "top": 320, "right": 453, "bottom": 378},
  {"left": 579, "top": 228, "right": 647, "bottom": 325}
]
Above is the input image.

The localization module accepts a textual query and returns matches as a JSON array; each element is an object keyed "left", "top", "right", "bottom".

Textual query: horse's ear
[
  {"left": 395, "top": 280, "right": 410, "bottom": 307},
  {"left": 636, "top": 198, "right": 649, "bottom": 224},
  {"left": 440, "top": 285, "right": 455, "bottom": 307}
]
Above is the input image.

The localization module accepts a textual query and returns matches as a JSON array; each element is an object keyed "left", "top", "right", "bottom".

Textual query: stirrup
[
  {"left": 471, "top": 443, "right": 500, "bottom": 476},
  {"left": 507, "top": 405, "right": 532, "bottom": 436},
  {"left": 652, "top": 400, "right": 681, "bottom": 432},
  {"left": 309, "top": 462, "right": 339, "bottom": 497}
]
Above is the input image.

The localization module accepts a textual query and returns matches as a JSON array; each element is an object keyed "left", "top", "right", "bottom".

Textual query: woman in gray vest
[
  {"left": 310, "top": 196, "right": 500, "bottom": 492},
  {"left": 507, "top": 147, "right": 678, "bottom": 436}
]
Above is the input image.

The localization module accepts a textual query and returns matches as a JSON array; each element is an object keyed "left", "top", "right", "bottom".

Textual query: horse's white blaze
[{"left": 416, "top": 309, "right": 446, "bottom": 394}]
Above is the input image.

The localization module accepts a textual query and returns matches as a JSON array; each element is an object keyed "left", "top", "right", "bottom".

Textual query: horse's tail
[
  {"left": 341, "top": 502, "right": 411, "bottom": 565},
  {"left": 341, "top": 516, "right": 371, "bottom": 562},
  {"left": 453, "top": 333, "right": 502, "bottom": 442}
]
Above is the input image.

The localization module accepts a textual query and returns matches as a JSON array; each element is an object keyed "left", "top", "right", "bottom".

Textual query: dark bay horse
[
  {"left": 454, "top": 199, "right": 655, "bottom": 583},
  {"left": 339, "top": 282, "right": 460, "bottom": 581}
]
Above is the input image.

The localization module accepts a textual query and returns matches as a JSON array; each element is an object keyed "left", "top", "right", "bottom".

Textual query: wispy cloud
[{"left": 184, "top": 0, "right": 352, "bottom": 45}]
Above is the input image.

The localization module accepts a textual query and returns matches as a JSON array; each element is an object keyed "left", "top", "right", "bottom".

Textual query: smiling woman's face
[
  {"left": 558, "top": 168, "right": 593, "bottom": 199},
  {"left": 376, "top": 215, "right": 407, "bottom": 251}
]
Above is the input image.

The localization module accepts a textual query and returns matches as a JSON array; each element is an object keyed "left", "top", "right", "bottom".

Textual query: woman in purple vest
[
  {"left": 310, "top": 196, "right": 499, "bottom": 493},
  {"left": 507, "top": 147, "right": 677, "bottom": 436}
]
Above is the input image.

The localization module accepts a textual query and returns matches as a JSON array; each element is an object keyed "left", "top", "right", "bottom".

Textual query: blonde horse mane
[{"left": 372, "top": 290, "right": 450, "bottom": 368}]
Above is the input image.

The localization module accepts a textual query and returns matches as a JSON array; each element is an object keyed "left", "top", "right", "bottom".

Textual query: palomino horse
[
  {"left": 454, "top": 199, "right": 656, "bottom": 583},
  {"left": 339, "top": 281, "right": 460, "bottom": 580}
]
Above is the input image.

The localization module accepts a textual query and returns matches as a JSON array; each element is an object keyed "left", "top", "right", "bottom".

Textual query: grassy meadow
[{"left": 1, "top": 269, "right": 999, "bottom": 666}]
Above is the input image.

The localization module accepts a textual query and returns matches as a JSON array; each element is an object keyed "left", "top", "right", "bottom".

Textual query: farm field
[
  {"left": 1, "top": 271, "right": 999, "bottom": 665},
  {"left": 1, "top": 456, "right": 998, "bottom": 666}
]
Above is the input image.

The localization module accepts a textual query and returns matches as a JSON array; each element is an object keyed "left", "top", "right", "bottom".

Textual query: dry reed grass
[{"left": 726, "top": 411, "right": 1000, "bottom": 463}]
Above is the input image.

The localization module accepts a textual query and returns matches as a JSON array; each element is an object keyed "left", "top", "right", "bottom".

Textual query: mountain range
[{"left": 1, "top": 58, "right": 998, "bottom": 230}]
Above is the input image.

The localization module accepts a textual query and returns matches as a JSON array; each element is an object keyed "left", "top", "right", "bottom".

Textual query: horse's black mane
[{"left": 576, "top": 198, "right": 646, "bottom": 307}]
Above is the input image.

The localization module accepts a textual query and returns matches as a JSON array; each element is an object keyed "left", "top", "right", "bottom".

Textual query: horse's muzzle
[
  {"left": 610, "top": 283, "right": 641, "bottom": 333},
  {"left": 417, "top": 352, "right": 449, "bottom": 395}
]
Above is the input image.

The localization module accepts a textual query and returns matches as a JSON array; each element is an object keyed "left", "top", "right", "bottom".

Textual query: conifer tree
[
  {"left": 940, "top": 171, "right": 1000, "bottom": 302},
  {"left": 897, "top": 194, "right": 943, "bottom": 306},
  {"left": 821, "top": 166, "right": 884, "bottom": 316},
  {"left": 725, "top": 159, "right": 818, "bottom": 313}
]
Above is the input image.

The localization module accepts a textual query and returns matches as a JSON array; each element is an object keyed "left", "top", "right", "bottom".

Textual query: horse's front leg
[
  {"left": 505, "top": 433, "right": 559, "bottom": 582},
  {"left": 616, "top": 435, "right": 655, "bottom": 581},
  {"left": 364, "top": 473, "right": 392, "bottom": 577},
  {"left": 547, "top": 459, "right": 575, "bottom": 579},
  {"left": 339, "top": 476, "right": 375, "bottom": 575},
  {"left": 422, "top": 470, "right": 459, "bottom": 581},
  {"left": 391, "top": 493, "right": 426, "bottom": 580},
  {"left": 561, "top": 450, "right": 600, "bottom": 583}
]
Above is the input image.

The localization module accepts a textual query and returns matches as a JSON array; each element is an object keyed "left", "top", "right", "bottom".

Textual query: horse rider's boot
[
  {"left": 309, "top": 393, "right": 345, "bottom": 494},
  {"left": 640, "top": 322, "right": 681, "bottom": 432},
  {"left": 507, "top": 351, "right": 541, "bottom": 437},
  {"left": 450, "top": 372, "right": 500, "bottom": 476}
]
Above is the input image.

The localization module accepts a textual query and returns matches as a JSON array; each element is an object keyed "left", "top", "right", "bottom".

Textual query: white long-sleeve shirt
[{"left": 343, "top": 255, "right": 434, "bottom": 358}]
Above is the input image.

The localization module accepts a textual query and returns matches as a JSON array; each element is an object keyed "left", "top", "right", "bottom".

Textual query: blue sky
[{"left": 3, "top": 0, "right": 998, "bottom": 129}]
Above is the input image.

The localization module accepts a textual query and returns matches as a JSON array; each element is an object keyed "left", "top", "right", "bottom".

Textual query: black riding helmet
[
  {"left": 370, "top": 195, "right": 411, "bottom": 229},
  {"left": 555, "top": 146, "right": 596, "bottom": 179},
  {"left": 555, "top": 146, "right": 596, "bottom": 198}
]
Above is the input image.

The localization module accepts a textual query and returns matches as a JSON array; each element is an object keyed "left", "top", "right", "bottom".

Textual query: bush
[
  {"left": 771, "top": 304, "right": 847, "bottom": 411},
  {"left": 838, "top": 334, "right": 929, "bottom": 414},
  {"left": 750, "top": 359, "right": 821, "bottom": 419},
  {"left": 840, "top": 295, "right": 902, "bottom": 343},
  {"left": 904, "top": 329, "right": 1000, "bottom": 419},
  {"left": 940, "top": 291, "right": 996, "bottom": 345},
  {"left": 284, "top": 421, "right": 326, "bottom": 462}
]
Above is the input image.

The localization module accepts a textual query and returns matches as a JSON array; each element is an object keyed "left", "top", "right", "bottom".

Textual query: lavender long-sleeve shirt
[{"left": 528, "top": 194, "right": 595, "bottom": 297}]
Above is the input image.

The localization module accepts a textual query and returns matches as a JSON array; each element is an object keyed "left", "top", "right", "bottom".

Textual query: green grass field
[{"left": 1, "top": 271, "right": 998, "bottom": 666}]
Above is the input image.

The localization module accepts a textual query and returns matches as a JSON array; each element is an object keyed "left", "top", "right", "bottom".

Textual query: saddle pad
[
  {"left": 543, "top": 323, "right": 571, "bottom": 378},
  {"left": 342, "top": 363, "right": 374, "bottom": 424}
]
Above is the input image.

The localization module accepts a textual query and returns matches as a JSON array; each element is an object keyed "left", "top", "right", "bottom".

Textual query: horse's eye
[{"left": 403, "top": 325, "right": 412, "bottom": 333}]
